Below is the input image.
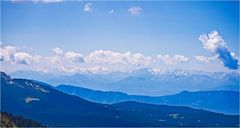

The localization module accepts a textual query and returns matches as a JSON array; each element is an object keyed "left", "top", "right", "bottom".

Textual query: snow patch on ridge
[{"left": 25, "top": 97, "right": 40, "bottom": 103}]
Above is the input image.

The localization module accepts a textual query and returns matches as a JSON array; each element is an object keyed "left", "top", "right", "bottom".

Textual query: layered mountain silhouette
[
  {"left": 10, "top": 69, "right": 239, "bottom": 96},
  {"left": 1, "top": 71, "right": 239, "bottom": 127},
  {"left": 56, "top": 84, "right": 239, "bottom": 115}
]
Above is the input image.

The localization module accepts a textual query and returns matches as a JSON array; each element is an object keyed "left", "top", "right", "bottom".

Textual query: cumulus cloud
[
  {"left": 33, "top": 0, "right": 63, "bottom": 3},
  {"left": 194, "top": 55, "right": 216, "bottom": 63},
  {"left": 1, "top": 46, "right": 193, "bottom": 73},
  {"left": 174, "top": 55, "right": 189, "bottom": 62},
  {"left": 85, "top": 50, "right": 151, "bottom": 66},
  {"left": 52, "top": 47, "right": 64, "bottom": 55},
  {"left": 2, "top": 44, "right": 233, "bottom": 74},
  {"left": 0, "top": 46, "right": 39, "bottom": 65},
  {"left": 128, "top": 6, "right": 142, "bottom": 16},
  {"left": 14, "top": 52, "right": 33, "bottom": 65},
  {"left": 0, "top": 46, "right": 17, "bottom": 63},
  {"left": 11, "top": 0, "right": 63, "bottom": 3},
  {"left": 65, "top": 51, "right": 84, "bottom": 63},
  {"left": 50, "top": 48, "right": 84, "bottom": 64},
  {"left": 199, "top": 30, "right": 239, "bottom": 69},
  {"left": 157, "top": 54, "right": 189, "bottom": 64},
  {"left": 83, "top": 2, "right": 92, "bottom": 12}
]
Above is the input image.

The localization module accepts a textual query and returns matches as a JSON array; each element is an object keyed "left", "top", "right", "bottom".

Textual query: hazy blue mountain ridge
[
  {"left": 2, "top": 71, "right": 239, "bottom": 127},
  {"left": 56, "top": 84, "right": 239, "bottom": 115}
]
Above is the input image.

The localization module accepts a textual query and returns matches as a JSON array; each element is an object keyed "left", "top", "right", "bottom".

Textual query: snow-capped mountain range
[{"left": 9, "top": 68, "right": 239, "bottom": 96}]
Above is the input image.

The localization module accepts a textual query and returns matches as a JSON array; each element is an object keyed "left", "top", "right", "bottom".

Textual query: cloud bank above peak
[
  {"left": 0, "top": 47, "right": 229, "bottom": 74},
  {"left": 1, "top": 30, "right": 238, "bottom": 74}
]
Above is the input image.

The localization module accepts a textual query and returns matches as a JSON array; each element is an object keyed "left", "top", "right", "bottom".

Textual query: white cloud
[
  {"left": 129, "top": 53, "right": 152, "bottom": 66},
  {"left": 14, "top": 52, "right": 33, "bottom": 65},
  {"left": 65, "top": 51, "right": 84, "bottom": 63},
  {"left": 174, "top": 55, "right": 189, "bottom": 62},
  {"left": 157, "top": 54, "right": 189, "bottom": 64},
  {"left": 2, "top": 45, "right": 233, "bottom": 74},
  {"left": 0, "top": 46, "right": 192, "bottom": 73},
  {"left": 0, "top": 46, "right": 17, "bottom": 63},
  {"left": 83, "top": 2, "right": 92, "bottom": 12},
  {"left": 199, "top": 30, "right": 238, "bottom": 69},
  {"left": 199, "top": 30, "right": 225, "bottom": 52},
  {"left": 49, "top": 49, "right": 84, "bottom": 65},
  {"left": 85, "top": 50, "right": 151, "bottom": 67},
  {"left": 128, "top": 6, "right": 142, "bottom": 16},
  {"left": 0, "top": 46, "right": 39, "bottom": 65},
  {"left": 50, "top": 55, "right": 62, "bottom": 64},
  {"left": 11, "top": 0, "right": 63, "bottom": 3},
  {"left": 34, "top": 0, "right": 63, "bottom": 3},
  {"left": 52, "top": 47, "right": 64, "bottom": 55},
  {"left": 108, "top": 9, "right": 114, "bottom": 15},
  {"left": 194, "top": 55, "right": 216, "bottom": 63}
]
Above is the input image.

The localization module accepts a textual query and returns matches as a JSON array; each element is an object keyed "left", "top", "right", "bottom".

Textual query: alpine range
[{"left": 1, "top": 1, "right": 239, "bottom": 127}]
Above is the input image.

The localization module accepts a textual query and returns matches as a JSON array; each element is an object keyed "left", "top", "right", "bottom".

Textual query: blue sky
[{"left": 0, "top": 1, "right": 239, "bottom": 73}]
